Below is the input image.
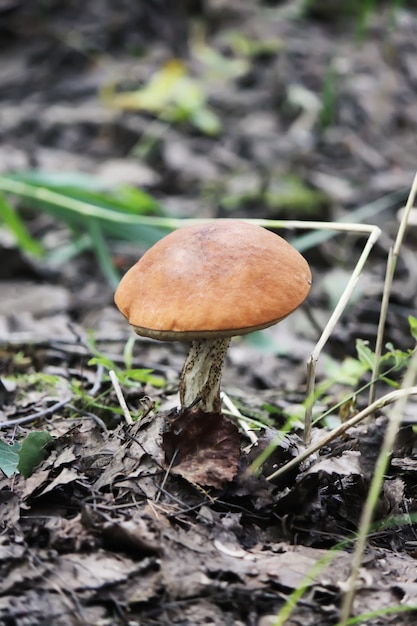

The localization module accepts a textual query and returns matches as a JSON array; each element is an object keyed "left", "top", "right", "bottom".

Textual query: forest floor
[{"left": 1, "top": 1, "right": 417, "bottom": 625}]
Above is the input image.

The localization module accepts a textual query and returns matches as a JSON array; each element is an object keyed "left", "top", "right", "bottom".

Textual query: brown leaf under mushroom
[{"left": 162, "top": 408, "right": 240, "bottom": 488}]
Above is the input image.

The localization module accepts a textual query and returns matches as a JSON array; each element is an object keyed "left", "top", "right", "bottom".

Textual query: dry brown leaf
[
  {"left": 0, "top": 491, "right": 19, "bottom": 526},
  {"left": 101, "top": 518, "right": 161, "bottom": 556},
  {"left": 162, "top": 408, "right": 240, "bottom": 488}
]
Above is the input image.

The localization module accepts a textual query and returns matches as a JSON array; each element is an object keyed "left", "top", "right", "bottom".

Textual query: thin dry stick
[
  {"left": 109, "top": 369, "right": 133, "bottom": 425},
  {"left": 338, "top": 346, "right": 417, "bottom": 625},
  {"left": 265, "top": 384, "right": 417, "bottom": 483},
  {"left": 0, "top": 176, "right": 392, "bottom": 237},
  {"left": 155, "top": 449, "right": 179, "bottom": 504},
  {"left": 369, "top": 171, "right": 417, "bottom": 405},
  {"left": 221, "top": 391, "right": 258, "bottom": 445},
  {"left": 0, "top": 395, "right": 73, "bottom": 429},
  {"left": 250, "top": 219, "right": 382, "bottom": 445},
  {"left": 303, "top": 226, "right": 381, "bottom": 444}
]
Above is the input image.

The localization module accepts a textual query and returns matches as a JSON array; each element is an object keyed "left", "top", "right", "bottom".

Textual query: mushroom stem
[{"left": 179, "top": 338, "right": 231, "bottom": 413}]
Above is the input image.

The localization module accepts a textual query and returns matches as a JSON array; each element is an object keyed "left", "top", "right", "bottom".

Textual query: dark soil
[{"left": 1, "top": 1, "right": 417, "bottom": 625}]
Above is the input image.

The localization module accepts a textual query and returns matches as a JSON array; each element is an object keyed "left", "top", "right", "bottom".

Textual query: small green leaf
[
  {"left": 191, "top": 107, "right": 221, "bottom": 136},
  {"left": 123, "top": 368, "right": 165, "bottom": 387},
  {"left": 334, "top": 356, "right": 368, "bottom": 387},
  {"left": 409, "top": 315, "right": 417, "bottom": 342},
  {"left": 355, "top": 339, "right": 375, "bottom": 370},
  {"left": 0, "top": 440, "right": 21, "bottom": 478},
  {"left": 380, "top": 345, "right": 410, "bottom": 370},
  {"left": 88, "top": 355, "right": 117, "bottom": 371},
  {"left": 17, "top": 431, "right": 53, "bottom": 478},
  {"left": 123, "top": 335, "right": 137, "bottom": 370},
  {"left": 380, "top": 376, "right": 400, "bottom": 389}
]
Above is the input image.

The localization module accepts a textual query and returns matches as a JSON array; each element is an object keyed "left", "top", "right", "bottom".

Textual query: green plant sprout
[
  {"left": 87, "top": 332, "right": 165, "bottom": 390},
  {"left": 87, "top": 354, "right": 165, "bottom": 390},
  {"left": 220, "top": 174, "right": 325, "bottom": 216},
  {"left": 314, "top": 333, "right": 415, "bottom": 423},
  {"left": 265, "top": 318, "right": 417, "bottom": 471},
  {"left": 248, "top": 330, "right": 415, "bottom": 479},
  {"left": 75, "top": 334, "right": 166, "bottom": 425}
]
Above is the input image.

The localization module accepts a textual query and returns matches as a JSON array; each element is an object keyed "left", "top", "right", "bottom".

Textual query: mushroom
[{"left": 114, "top": 220, "right": 312, "bottom": 415}]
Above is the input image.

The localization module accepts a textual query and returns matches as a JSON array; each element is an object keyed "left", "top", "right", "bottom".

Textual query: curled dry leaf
[{"left": 162, "top": 408, "right": 240, "bottom": 488}]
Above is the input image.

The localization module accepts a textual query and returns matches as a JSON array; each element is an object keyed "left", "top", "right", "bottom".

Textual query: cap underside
[{"left": 131, "top": 314, "right": 290, "bottom": 342}]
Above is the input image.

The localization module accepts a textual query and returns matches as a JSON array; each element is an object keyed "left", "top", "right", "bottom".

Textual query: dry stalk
[
  {"left": 266, "top": 384, "right": 417, "bottom": 483},
  {"left": 109, "top": 369, "right": 133, "bottom": 425},
  {"left": 369, "top": 171, "right": 417, "bottom": 405}
]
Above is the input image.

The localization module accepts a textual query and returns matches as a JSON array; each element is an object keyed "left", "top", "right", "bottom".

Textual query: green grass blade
[
  {"left": 87, "top": 218, "right": 120, "bottom": 288},
  {"left": 0, "top": 176, "right": 177, "bottom": 231},
  {"left": 345, "top": 604, "right": 417, "bottom": 625},
  {"left": 45, "top": 233, "right": 92, "bottom": 266},
  {"left": 0, "top": 175, "right": 176, "bottom": 263},
  {"left": 0, "top": 192, "right": 44, "bottom": 257},
  {"left": 8, "top": 170, "right": 163, "bottom": 215},
  {"left": 290, "top": 188, "right": 404, "bottom": 252}
]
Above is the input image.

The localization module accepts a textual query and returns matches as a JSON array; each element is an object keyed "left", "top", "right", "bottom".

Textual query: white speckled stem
[{"left": 179, "top": 338, "right": 231, "bottom": 413}]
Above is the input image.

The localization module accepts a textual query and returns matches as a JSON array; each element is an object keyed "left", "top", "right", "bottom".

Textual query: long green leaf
[
  {"left": 0, "top": 177, "right": 175, "bottom": 243},
  {"left": 87, "top": 218, "right": 120, "bottom": 287},
  {"left": 8, "top": 171, "right": 163, "bottom": 215},
  {"left": 0, "top": 193, "right": 44, "bottom": 256}
]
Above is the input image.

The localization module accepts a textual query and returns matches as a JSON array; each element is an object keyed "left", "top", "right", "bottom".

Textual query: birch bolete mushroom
[{"left": 114, "top": 220, "right": 311, "bottom": 414}]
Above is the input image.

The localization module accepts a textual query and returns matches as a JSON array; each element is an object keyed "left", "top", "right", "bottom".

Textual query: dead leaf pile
[{"left": 0, "top": 412, "right": 417, "bottom": 624}]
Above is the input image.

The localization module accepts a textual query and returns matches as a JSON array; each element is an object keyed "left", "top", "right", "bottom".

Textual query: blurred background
[{"left": 1, "top": 0, "right": 417, "bottom": 394}]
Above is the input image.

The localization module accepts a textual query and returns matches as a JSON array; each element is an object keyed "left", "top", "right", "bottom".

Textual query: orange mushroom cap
[{"left": 114, "top": 220, "right": 312, "bottom": 341}]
